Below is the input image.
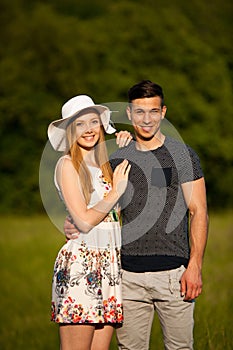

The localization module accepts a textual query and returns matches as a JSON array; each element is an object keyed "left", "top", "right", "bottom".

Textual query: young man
[{"left": 65, "top": 80, "right": 208, "bottom": 350}]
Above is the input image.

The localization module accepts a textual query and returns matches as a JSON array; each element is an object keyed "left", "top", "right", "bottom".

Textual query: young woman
[{"left": 47, "top": 95, "right": 131, "bottom": 350}]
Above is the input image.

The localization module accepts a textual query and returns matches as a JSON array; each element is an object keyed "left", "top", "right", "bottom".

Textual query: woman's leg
[
  {"left": 91, "top": 324, "right": 115, "bottom": 350},
  {"left": 59, "top": 324, "right": 95, "bottom": 350}
]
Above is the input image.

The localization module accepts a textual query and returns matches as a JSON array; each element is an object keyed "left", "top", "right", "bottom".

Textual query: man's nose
[{"left": 143, "top": 111, "right": 151, "bottom": 123}]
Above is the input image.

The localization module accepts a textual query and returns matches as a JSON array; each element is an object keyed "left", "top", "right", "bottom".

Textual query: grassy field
[{"left": 0, "top": 211, "right": 232, "bottom": 349}]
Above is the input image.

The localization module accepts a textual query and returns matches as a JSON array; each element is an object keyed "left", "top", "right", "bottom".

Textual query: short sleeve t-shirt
[{"left": 110, "top": 136, "right": 204, "bottom": 272}]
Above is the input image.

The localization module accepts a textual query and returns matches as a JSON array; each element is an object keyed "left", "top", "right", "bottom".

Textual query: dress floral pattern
[{"left": 51, "top": 160, "right": 123, "bottom": 324}]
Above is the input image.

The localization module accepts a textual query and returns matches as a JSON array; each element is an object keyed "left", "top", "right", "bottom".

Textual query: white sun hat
[{"left": 47, "top": 95, "right": 116, "bottom": 151}]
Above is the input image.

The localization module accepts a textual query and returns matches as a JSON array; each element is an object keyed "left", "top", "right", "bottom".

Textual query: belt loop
[{"left": 168, "top": 271, "right": 174, "bottom": 294}]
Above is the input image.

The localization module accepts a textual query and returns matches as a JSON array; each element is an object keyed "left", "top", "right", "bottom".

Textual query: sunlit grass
[{"left": 0, "top": 212, "right": 232, "bottom": 349}]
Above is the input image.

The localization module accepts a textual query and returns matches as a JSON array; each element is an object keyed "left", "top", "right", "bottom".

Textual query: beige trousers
[{"left": 116, "top": 266, "right": 194, "bottom": 350}]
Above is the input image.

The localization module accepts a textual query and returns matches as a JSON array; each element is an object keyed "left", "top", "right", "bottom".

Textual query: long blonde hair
[{"left": 65, "top": 114, "right": 113, "bottom": 204}]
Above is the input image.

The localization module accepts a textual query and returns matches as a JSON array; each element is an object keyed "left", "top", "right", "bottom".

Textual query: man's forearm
[{"left": 188, "top": 209, "right": 209, "bottom": 269}]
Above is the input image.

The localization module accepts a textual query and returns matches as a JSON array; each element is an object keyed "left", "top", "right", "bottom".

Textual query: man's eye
[{"left": 150, "top": 109, "right": 161, "bottom": 116}]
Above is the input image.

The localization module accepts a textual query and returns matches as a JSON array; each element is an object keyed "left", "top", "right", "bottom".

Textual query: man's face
[{"left": 127, "top": 96, "right": 167, "bottom": 140}]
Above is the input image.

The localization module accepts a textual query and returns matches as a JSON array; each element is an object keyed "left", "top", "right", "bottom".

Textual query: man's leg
[
  {"left": 156, "top": 299, "right": 194, "bottom": 350},
  {"left": 153, "top": 266, "right": 195, "bottom": 350},
  {"left": 116, "top": 270, "right": 155, "bottom": 350}
]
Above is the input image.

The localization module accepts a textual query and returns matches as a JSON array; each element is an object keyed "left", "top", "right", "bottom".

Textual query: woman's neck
[{"left": 81, "top": 149, "right": 98, "bottom": 167}]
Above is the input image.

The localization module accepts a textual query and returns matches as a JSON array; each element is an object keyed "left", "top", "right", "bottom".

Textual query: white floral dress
[{"left": 51, "top": 157, "right": 122, "bottom": 324}]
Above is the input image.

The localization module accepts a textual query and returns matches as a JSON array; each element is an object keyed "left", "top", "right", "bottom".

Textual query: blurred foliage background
[{"left": 0, "top": 0, "right": 232, "bottom": 214}]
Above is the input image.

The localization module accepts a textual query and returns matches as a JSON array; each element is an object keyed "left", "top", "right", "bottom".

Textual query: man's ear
[
  {"left": 126, "top": 106, "right": 132, "bottom": 121},
  {"left": 161, "top": 105, "right": 167, "bottom": 119}
]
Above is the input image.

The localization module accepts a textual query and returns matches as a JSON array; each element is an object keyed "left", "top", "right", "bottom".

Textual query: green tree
[{"left": 0, "top": 0, "right": 232, "bottom": 213}]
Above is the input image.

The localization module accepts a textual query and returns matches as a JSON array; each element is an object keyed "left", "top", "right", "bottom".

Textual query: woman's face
[{"left": 75, "top": 112, "right": 101, "bottom": 150}]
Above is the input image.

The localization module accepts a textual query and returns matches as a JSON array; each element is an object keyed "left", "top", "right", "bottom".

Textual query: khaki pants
[{"left": 116, "top": 266, "right": 194, "bottom": 350}]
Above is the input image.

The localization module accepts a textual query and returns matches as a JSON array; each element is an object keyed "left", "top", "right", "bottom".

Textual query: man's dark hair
[{"left": 128, "top": 80, "right": 164, "bottom": 106}]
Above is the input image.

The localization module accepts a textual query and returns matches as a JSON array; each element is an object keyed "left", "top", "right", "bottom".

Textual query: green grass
[{"left": 0, "top": 212, "right": 232, "bottom": 349}]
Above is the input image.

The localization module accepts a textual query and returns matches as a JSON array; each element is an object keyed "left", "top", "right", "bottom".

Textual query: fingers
[
  {"left": 125, "top": 162, "right": 131, "bottom": 176},
  {"left": 115, "top": 131, "right": 133, "bottom": 148},
  {"left": 180, "top": 273, "right": 202, "bottom": 301},
  {"left": 65, "top": 231, "right": 80, "bottom": 240},
  {"left": 186, "top": 283, "right": 202, "bottom": 300},
  {"left": 184, "top": 287, "right": 200, "bottom": 301},
  {"left": 112, "top": 160, "right": 131, "bottom": 197},
  {"left": 180, "top": 277, "right": 186, "bottom": 298},
  {"left": 65, "top": 232, "right": 79, "bottom": 241},
  {"left": 114, "top": 160, "right": 131, "bottom": 175},
  {"left": 64, "top": 216, "right": 80, "bottom": 240}
]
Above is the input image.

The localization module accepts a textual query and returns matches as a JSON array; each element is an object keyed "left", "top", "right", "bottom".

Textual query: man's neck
[{"left": 135, "top": 132, "right": 165, "bottom": 151}]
